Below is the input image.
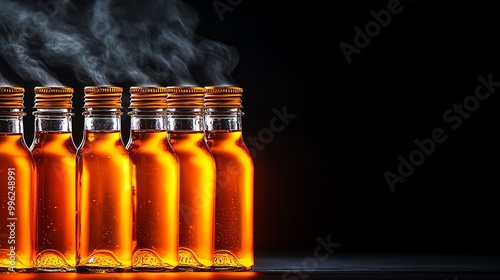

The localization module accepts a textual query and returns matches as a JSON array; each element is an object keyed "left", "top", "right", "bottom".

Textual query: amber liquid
[
  {"left": 207, "top": 131, "right": 254, "bottom": 271},
  {"left": 169, "top": 131, "right": 216, "bottom": 271},
  {"left": 127, "top": 130, "right": 179, "bottom": 271},
  {"left": 76, "top": 131, "right": 133, "bottom": 272},
  {"left": 0, "top": 134, "right": 35, "bottom": 272},
  {"left": 30, "top": 131, "right": 77, "bottom": 272}
]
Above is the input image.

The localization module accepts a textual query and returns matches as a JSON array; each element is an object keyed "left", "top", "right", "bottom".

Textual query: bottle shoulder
[
  {"left": 169, "top": 136, "right": 214, "bottom": 160},
  {"left": 207, "top": 132, "right": 251, "bottom": 151},
  {"left": 30, "top": 132, "right": 77, "bottom": 156},
  {"left": 77, "top": 132, "right": 129, "bottom": 158},
  {"left": 127, "top": 140, "right": 177, "bottom": 158},
  {"left": 0, "top": 134, "right": 33, "bottom": 158}
]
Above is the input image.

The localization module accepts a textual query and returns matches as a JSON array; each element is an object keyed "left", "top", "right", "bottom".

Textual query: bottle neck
[
  {"left": 129, "top": 109, "right": 167, "bottom": 131},
  {"left": 83, "top": 108, "right": 122, "bottom": 131},
  {"left": 33, "top": 108, "right": 73, "bottom": 132},
  {"left": 0, "top": 109, "right": 26, "bottom": 134},
  {"left": 205, "top": 108, "right": 243, "bottom": 131},
  {"left": 167, "top": 108, "right": 205, "bottom": 132}
]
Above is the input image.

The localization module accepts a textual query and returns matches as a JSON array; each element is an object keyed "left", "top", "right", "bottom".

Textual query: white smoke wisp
[
  {"left": 37, "top": 0, "right": 113, "bottom": 85},
  {"left": 0, "top": 0, "right": 62, "bottom": 86},
  {"left": 0, "top": 61, "right": 15, "bottom": 86},
  {"left": 0, "top": 0, "right": 241, "bottom": 87},
  {"left": 36, "top": 0, "right": 203, "bottom": 85},
  {"left": 0, "top": 73, "right": 13, "bottom": 86},
  {"left": 195, "top": 38, "right": 240, "bottom": 86}
]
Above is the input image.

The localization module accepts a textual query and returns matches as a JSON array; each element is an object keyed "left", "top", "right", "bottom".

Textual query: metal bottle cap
[
  {"left": 129, "top": 86, "right": 168, "bottom": 109},
  {"left": 204, "top": 86, "right": 243, "bottom": 108},
  {"left": 34, "top": 86, "right": 74, "bottom": 109},
  {"left": 83, "top": 86, "right": 123, "bottom": 108},
  {"left": 166, "top": 86, "right": 206, "bottom": 108},
  {"left": 0, "top": 86, "right": 25, "bottom": 109}
]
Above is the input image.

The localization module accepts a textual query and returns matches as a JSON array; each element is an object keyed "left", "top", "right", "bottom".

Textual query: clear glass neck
[
  {"left": 205, "top": 108, "right": 243, "bottom": 131},
  {"left": 83, "top": 108, "right": 122, "bottom": 131},
  {"left": 33, "top": 108, "right": 73, "bottom": 132},
  {"left": 0, "top": 109, "right": 26, "bottom": 134},
  {"left": 167, "top": 108, "right": 205, "bottom": 132},
  {"left": 129, "top": 109, "right": 167, "bottom": 131}
]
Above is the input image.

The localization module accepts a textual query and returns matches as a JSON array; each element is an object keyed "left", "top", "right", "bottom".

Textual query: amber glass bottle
[
  {"left": 126, "top": 86, "right": 179, "bottom": 271},
  {"left": 205, "top": 86, "right": 254, "bottom": 271},
  {"left": 0, "top": 86, "right": 35, "bottom": 273},
  {"left": 167, "top": 86, "right": 216, "bottom": 271},
  {"left": 30, "top": 86, "right": 77, "bottom": 272},
  {"left": 76, "top": 86, "right": 133, "bottom": 272}
]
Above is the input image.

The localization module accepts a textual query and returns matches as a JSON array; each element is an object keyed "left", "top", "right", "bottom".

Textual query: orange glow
[
  {"left": 127, "top": 130, "right": 179, "bottom": 271},
  {"left": 31, "top": 131, "right": 77, "bottom": 271},
  {"left": 126, "top": 271, "right": 258, "bottom": 279},
  {"left": 207, "top": 131, "right": 254, "bottom": 271},
  {"left": 0, "top": 134, "right": 35, "bottom": 272},
  {"left": 0, "top": 271, "right": 259, "bottom": 279},
  {"left": 76, "top": 131, "right": 133, "bottom": 272},
  {"left": 169, "top": 132, "right": 216, "bottom": 271}
]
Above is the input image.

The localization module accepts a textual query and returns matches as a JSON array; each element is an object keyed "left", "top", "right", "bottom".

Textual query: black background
[
  {"left": 185, "top": 0, "right": 500, "bottom": 259},
  {"left": 2, "top": 0, "right": 500, "bottom": 270}
]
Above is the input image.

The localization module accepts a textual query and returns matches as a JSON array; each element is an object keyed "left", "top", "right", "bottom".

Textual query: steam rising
[
  {"left": 196, "top": 39, "right": 240, "bottom": 86},
  {"left": 0, "top": 75, "right": 11, "bottom": 86},
  {"left": 0, "top": 1, "right": 61, "bottom": 86},
  {"left": 0, "top": 0, "right": 239, "bottom": 86}
]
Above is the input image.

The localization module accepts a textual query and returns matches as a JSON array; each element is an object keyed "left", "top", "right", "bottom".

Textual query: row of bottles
[{"left": 0, "top": 85, "right": 254, "bottom": 273}]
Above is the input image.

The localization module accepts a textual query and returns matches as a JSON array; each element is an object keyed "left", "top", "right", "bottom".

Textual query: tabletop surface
[{"left": 2, "top": 253, "right": 500, "bottom": 280}]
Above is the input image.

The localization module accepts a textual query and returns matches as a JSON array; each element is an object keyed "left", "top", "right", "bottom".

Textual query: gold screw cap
[
  {"left": 34, "top": 86, "right": 74, "bottom": 109},
  {"left": 204, "top": 86, "right": 243, "bottom": 108},
  {"left": 166, "top": 86, "right": 206, "bottom": 108},
  {"left": 0, "top": 86, "right": 25, "bottom": 109},
  {"left": 84, "top": 86, "right": 123, "bottom": 108},
  {"left": 129, "top": 86, "right": 168, "bottom": 109}
]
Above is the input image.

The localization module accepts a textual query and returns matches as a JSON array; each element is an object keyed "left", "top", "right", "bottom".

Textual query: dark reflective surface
[{"left": 4, "top": 253, "right": 500, "bottom": 280}]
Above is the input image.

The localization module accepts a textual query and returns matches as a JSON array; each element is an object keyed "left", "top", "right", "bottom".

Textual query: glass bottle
[
  {"left": 126, "top": 86, "right": 179, "bottom": 271},
  {"left": 76, "top": 86, "right": 133, "bottom": 272},
  {"left": 0, "top": 86, "right": 35, "bottom": 273},
  {"left": 30, "top": 86, "right": 77, "bottom": 272},
  {"left": 166, "top": 86, "right": 216, "bottom": 271},
  {"left": 205, "top": 86, "right": 254, "bottom": 271}
]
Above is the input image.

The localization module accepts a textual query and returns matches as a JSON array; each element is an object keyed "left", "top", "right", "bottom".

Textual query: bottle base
[
  {"left": 0, "top": 267, "right": 33, "bottom": 273},
  {"left": 76, "top": 266, "right": 131, "bottom": 273},
  {"left": 178, "top": 247, "right": 213, "bottom": 271},
  {"left": 34, "top": 249, "right": 76, "bottom": 272},
  {"left": 132, "top": 249, "right": 177, "bottom": 272},
  {"left": 77, "top": 250, "right": 131, "bottom": 273},
  {"left": 0, "top": 249, "right": 33, "bottom": 273},
  {"left": 212, "top": 265, "right": 253, "bottom": 272},
  {"left": 213, "top": 250, "right": 252, "bottom": 271},
  {"left": 132, "top": 266, "right": 178, "bottom": 272},
  {"left": 176, "top": 265, "right": 213, "bottom": 272},
  {"left": 34, "top": 267, "right": 76, "bottom": 273}
]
